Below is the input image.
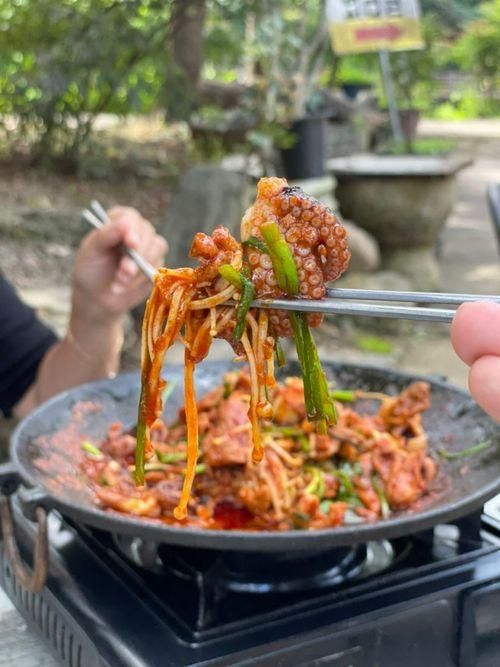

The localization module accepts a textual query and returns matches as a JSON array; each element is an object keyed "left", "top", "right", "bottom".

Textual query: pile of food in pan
[
  {"left": 82, "top": 369, "right": 437, "bottom": 531},
  {"left": 78, "top": 177, "right": 441, "bottom": 530}
]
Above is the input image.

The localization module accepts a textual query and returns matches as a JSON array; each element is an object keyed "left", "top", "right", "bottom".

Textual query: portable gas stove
[{"left": 1, "top": 497, "right": 500, "bottom": 667}]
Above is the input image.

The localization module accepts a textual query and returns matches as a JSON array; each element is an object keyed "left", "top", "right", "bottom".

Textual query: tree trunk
[{"left": 166, "top": 0, "right": 206, "bottom": 120}]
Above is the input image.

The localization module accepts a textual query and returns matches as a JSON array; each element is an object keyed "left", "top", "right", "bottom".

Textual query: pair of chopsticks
[
  {"left": 81, "top": 201, "right": 156, "bottom": 281},
  {"left": 81, "top": 202, "right": 499, "bottom": 323}
]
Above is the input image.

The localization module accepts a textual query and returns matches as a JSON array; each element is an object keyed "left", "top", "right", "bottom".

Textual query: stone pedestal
[
  {"left": 381, "top": 246, "right": 441, "bottom": 291},
  {"left": 328, "top": 153, "right": 472, "bottom": 289}
]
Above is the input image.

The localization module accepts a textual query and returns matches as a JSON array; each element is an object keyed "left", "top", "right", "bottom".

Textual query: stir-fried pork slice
[
  {"left": 203, "top": 392, "right": 252, "bottom": 467},
  {"left": 379, "top": 381, "right": 431, "bottom": 427}
]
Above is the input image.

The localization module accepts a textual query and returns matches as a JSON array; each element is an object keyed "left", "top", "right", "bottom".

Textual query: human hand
[
  {"left": 72, "top": 206, "right": 168, "bottom": 324},
  {"left": 451, "top": 301, "right": 500, "bottom": 421}
]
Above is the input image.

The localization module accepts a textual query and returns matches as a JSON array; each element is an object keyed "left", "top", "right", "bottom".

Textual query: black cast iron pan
[{"left": 5, "top": 361, "right": 500, "bottom": 552}]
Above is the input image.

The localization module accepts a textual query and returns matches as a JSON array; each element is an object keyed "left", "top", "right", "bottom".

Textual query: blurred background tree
[
  {"left": 0, "top": 0, "right": 176, "bottom": 170},
  {"left": 0, "top": 0, "right": 498, "bottom": 171}
]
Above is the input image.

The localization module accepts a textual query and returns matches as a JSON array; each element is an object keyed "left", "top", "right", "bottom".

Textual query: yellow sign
[{"left": 326, "top": 1, "right": 424, "bottom": 55}]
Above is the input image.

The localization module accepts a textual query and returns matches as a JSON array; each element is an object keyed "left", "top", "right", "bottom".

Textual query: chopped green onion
[
  {"left": 219, "top": 264, "right": 242, "bottom": 289},
  {"left": 252, "top": 221, "right": 336, "bottom": 430},
  {"left": 135, "top": 381, "right": 148, "bottom": 485},
  {"left": 144, "top": 461, "right": 205, "bottom": 475},
  {"left": 265, "top": 425, "right": 304, "bottom": 437},
  {"left": 336, "top": 490, "right": 363, "bottom": 507},
  {"left": 233, "top": 276, "right": 254, "bottom": 340},
  {"left": 320, "top": 499, "right": 332, "bottom": 515},
  {"left": 261, "top": 222, "right": 300, "bottom": 295},
  {"left": 275, "top": 339, "right": 286, "bottom": 367},
  {"left": 372, "top": 475, "right": 390, "bottom": 519},
  {"left": 299, "top": 435, "right": 310, "bottom": 453},
  {"left": 243, "top": 236, "right": 270, "bottom": 254},
  {"left": 81, "top": 441, "right": 103, "bottom": 459},
  {"left": 331, "top": 389, "right": 356, "bottom": 403},
  {"left": 291, "top": 312, "right": 337, "bottom": 427},
  {"left": 218, "top": 264, "right": 243, "bottom": 289},
  {"left": 161, "top": 381, "right": 176, "bottom": 404},
  {"left": 305, "top": 467, "right": 325, "bottom": 497},
  {"left": 335, "top": 468, "right": 354, "bottom": 495},
  {"left": 334, "top": 462, "right": 361, "bottom": 494},
  {"left": 292, "top": 511, "right": 310, "bottom": 529},
  {"left": 156, "top": 450, "right": 186, "bottom": 464},
  {"left": 144, "top": 463, "right": 170, "bottom": 472},
  {"left": 290, "top": 311, "right": 315, "bottom": 417},
  {"left": 218, "top": 264, "right": 255, "bottom": 341},
  {"left": 438, "top": 440, "right": 492, "bottom": 460}
]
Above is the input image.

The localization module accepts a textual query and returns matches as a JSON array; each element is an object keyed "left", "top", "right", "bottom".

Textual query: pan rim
[{"left": 9, "top": 362, "right": 500, "bottom": 551}]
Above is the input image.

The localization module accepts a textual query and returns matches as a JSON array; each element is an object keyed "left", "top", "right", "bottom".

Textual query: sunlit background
[{"left": 0, "top": 0, "right": 499, "bottom": 440}]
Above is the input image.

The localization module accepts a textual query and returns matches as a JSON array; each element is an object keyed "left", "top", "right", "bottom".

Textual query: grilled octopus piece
[{"left": 241, "top": 177, "right": 351, "bottom": 336}]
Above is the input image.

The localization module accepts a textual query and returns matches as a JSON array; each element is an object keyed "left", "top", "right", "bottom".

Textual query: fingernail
[{"left": 111, "top": 282, "right": 125, "bottom": 295}]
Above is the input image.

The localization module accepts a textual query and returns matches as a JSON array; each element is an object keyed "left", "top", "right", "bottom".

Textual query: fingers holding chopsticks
[
  {"left": 105, "top": 206, "right": 167, "bottom": 293},
  {"left": 451, "top": 301, "right": 500, "bottom": 421},
  {"left": 75, "top": 205, "right": 167, "bottom": 319}
]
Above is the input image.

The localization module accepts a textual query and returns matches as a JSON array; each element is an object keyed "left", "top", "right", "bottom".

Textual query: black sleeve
[{"left": 0, "top": 275, "right": 58, "bottom": 417}]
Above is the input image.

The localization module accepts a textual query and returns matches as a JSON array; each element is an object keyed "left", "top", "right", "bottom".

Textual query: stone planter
[{"left": 328, "top": 153, "right": 472, "bottom": 289}]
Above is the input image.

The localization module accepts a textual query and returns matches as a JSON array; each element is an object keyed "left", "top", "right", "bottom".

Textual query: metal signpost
[{"left": 325, "top": 0, "right": 425, "bottom": 143}]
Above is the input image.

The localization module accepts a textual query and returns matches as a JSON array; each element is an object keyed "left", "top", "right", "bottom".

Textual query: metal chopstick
[
  {"left": 326, "top": 287, "right": 500, "bottom": 305},
  {"left": 252, "top": 298, "right": 455, "bottom": 323},
  {"left": 81, "top": 204, "right": 157, "bottom": 282},
  {"left": 81, "top": 201, "right": 498, "bottom": 323}
]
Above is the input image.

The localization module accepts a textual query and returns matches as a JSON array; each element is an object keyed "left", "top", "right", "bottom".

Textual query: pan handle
[{"left": 0, "top": 463, "right": 48, "bottom": 593}]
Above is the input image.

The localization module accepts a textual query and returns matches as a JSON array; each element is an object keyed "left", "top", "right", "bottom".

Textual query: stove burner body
[{"left": 1, "top": 502, "right": 500, "bottom": 667}]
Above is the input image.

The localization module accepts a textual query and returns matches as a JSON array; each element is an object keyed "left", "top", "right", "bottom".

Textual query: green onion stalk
[
  {"left": 81, "top": 441, "right": 103, "bottom": 458},
  {"left": 243, "top": 236, "right": 270, "bottom": 254},
  {"left": 438, "top": 440, "right": 492, "bottom": 460},
  {"left": 330, "top": 389, "right": 356, "bottom": 403},
  {"left": 372, "top": 475, "right": 390, "bottom": 519},
  {"left": 260, "top": 221, "right": 336, "bottom": 430},
  {"left": 218, "top": 264, "right": 255, "bottom": 341},
  {"left": 275, "top": 339, "right": 287, "bottom": 367},
  {"left": 136, "top": 354, "right": 177, "bottom": 485},
  {"left": 134, "top": 354, "right": 151, "bottom": 486}
]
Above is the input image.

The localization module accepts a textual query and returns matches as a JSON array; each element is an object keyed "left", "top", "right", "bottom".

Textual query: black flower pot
[{"left": 280, "top": 116, "right": 326, "bottom": 181}]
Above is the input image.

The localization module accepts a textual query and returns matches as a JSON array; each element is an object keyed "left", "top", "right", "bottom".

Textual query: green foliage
[
  {"left": 421, "top": 0, "right": 478, "bottom": 33},
  {"left": 386, "top": 17, "right": 442, "bottom": 113},
  {"left": 355, "top": 335, "right": 393, "bottom": 355},
  {"left": 334, "top": 55, "right": 377, "bottom": 87},
  {"left": 0, "top": 0, "right": 172, "bottom": 168},
  {"left": 247, "top": 0, "right": 329, "bottom": 122},
  {"left": 197, "top": 0, "right": 330, "bottom": 164},
  {"left": 380, "top": 138, "right": 457, "bottom": 156},
  {"left": 451, "top": 0, "right": 500, "bottom": 111}
]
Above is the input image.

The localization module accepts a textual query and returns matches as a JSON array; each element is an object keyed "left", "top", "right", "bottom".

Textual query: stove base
[{"left": 2, "top": 501, "right": 500, "bottom": 667}]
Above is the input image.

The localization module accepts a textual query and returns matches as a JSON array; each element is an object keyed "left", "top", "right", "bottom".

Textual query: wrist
[
  {"left": 67, "top": 306, "right": 124, "bottom": 375},
  {"left": 71, "top": 286, "right": 124, "bottom": 327}
]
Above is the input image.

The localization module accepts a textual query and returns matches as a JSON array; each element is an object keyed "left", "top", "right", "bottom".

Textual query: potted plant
[
  {"left": 335, "top": 55, "right": 376, "bottom": 100},
  {"left": 327, "top": 17, "right": 474, "bottom": 290},
  {"left": 380, "top": 17, "right": 441, "bottom": 151},
  {"left": 246, "top": 2, "right": 332, "bottom": 180}
]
